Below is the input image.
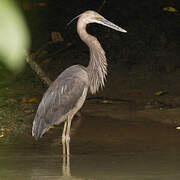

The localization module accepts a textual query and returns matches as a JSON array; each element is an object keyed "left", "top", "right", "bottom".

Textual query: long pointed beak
[{"left": 99, "top": 17, "right": 127, "bottom": 33}]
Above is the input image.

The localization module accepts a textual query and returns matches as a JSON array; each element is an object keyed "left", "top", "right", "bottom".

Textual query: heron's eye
[{"left": 95, "top": 16, "right": 99, "bottom": 20}]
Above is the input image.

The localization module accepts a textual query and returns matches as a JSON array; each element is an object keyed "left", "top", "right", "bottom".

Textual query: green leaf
[{"left": 0, "top": 0, "right": 30, "bottom": 72}]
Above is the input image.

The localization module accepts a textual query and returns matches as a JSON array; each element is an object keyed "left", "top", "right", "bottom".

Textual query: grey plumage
[
  {"left": 32, "top": 65, "right": 88, "bottom": 139},
  {"left": 32, "top": 10, "right": 126, "bottom": 155}
]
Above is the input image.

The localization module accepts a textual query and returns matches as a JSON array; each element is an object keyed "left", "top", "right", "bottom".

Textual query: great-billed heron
[{"left": 32, "top": 10, "right": 127, "bottom": 155}]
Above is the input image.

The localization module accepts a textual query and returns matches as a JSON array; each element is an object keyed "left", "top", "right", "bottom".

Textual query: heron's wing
[{"left": 32, "top": 72, "right": 88, "bottom": 139}]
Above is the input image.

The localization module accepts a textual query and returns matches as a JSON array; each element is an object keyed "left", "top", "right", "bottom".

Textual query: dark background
[
  {"left": 24, "top": 0, "right": 179, "bottom": 74},
  {"left": 23, "top": 0, "right": 180, "bottom": 101},
  {"left": 0, "top": 0, "right": 180, "bottom": 143}
]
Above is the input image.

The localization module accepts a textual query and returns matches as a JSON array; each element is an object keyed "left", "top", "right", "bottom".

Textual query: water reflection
[
  {"left": 62, "top": 154, "right": 71, "bottom": 177},
  {"left": 30, "top": 152, "right": 80, "bottom": 180},
  {"left": 1, "top": 144, "right": 180, "bottom": 180}
]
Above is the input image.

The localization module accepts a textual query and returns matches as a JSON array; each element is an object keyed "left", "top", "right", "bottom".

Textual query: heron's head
[
  {"left": 78, "top": 10, "right": 127, "bottom": 33},
  {"left": 68, "top": 10, "right": 127, "bottom": 33}
]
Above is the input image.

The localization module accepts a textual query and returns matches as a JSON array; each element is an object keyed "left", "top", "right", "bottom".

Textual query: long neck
[{"left": 77, "top": 20, "right": 107, "bottom": 94}]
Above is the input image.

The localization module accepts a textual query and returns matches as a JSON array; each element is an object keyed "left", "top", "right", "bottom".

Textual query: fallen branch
[
  {"left": 25, "top": 32, "right": 72, "bottom": 86},
  {"left": 25, "top": 52, "right": 52, "bottom": 86}
]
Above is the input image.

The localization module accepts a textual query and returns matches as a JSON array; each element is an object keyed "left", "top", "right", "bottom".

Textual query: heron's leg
[
  {"left": 66, "top": 116, "right": 72, "bottom": 155},
  {"left": 62, "top": 121, "right": 67, "bottom": 155}
]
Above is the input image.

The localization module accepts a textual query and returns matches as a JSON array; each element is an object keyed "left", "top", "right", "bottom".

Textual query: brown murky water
[{"left": 1, "top": 104, "right": 180, "bottom": 180}]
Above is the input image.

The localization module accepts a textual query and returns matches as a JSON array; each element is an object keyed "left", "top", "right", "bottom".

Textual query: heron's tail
[{"left": 32, "top": 117, "right": 49, "bottom": 140}]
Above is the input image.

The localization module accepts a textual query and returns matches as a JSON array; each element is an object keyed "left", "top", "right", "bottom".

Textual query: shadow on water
[{"left": 1, "top": 109, "right": 180, "bottom": 179}]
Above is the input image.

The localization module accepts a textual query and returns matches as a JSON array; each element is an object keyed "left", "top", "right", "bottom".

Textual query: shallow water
[
  {"left": 1, "top": 145, "right": 180, "bottom": 180},
  {"left": 1, "top": 112, "right": 180, "bottom": 180}
]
